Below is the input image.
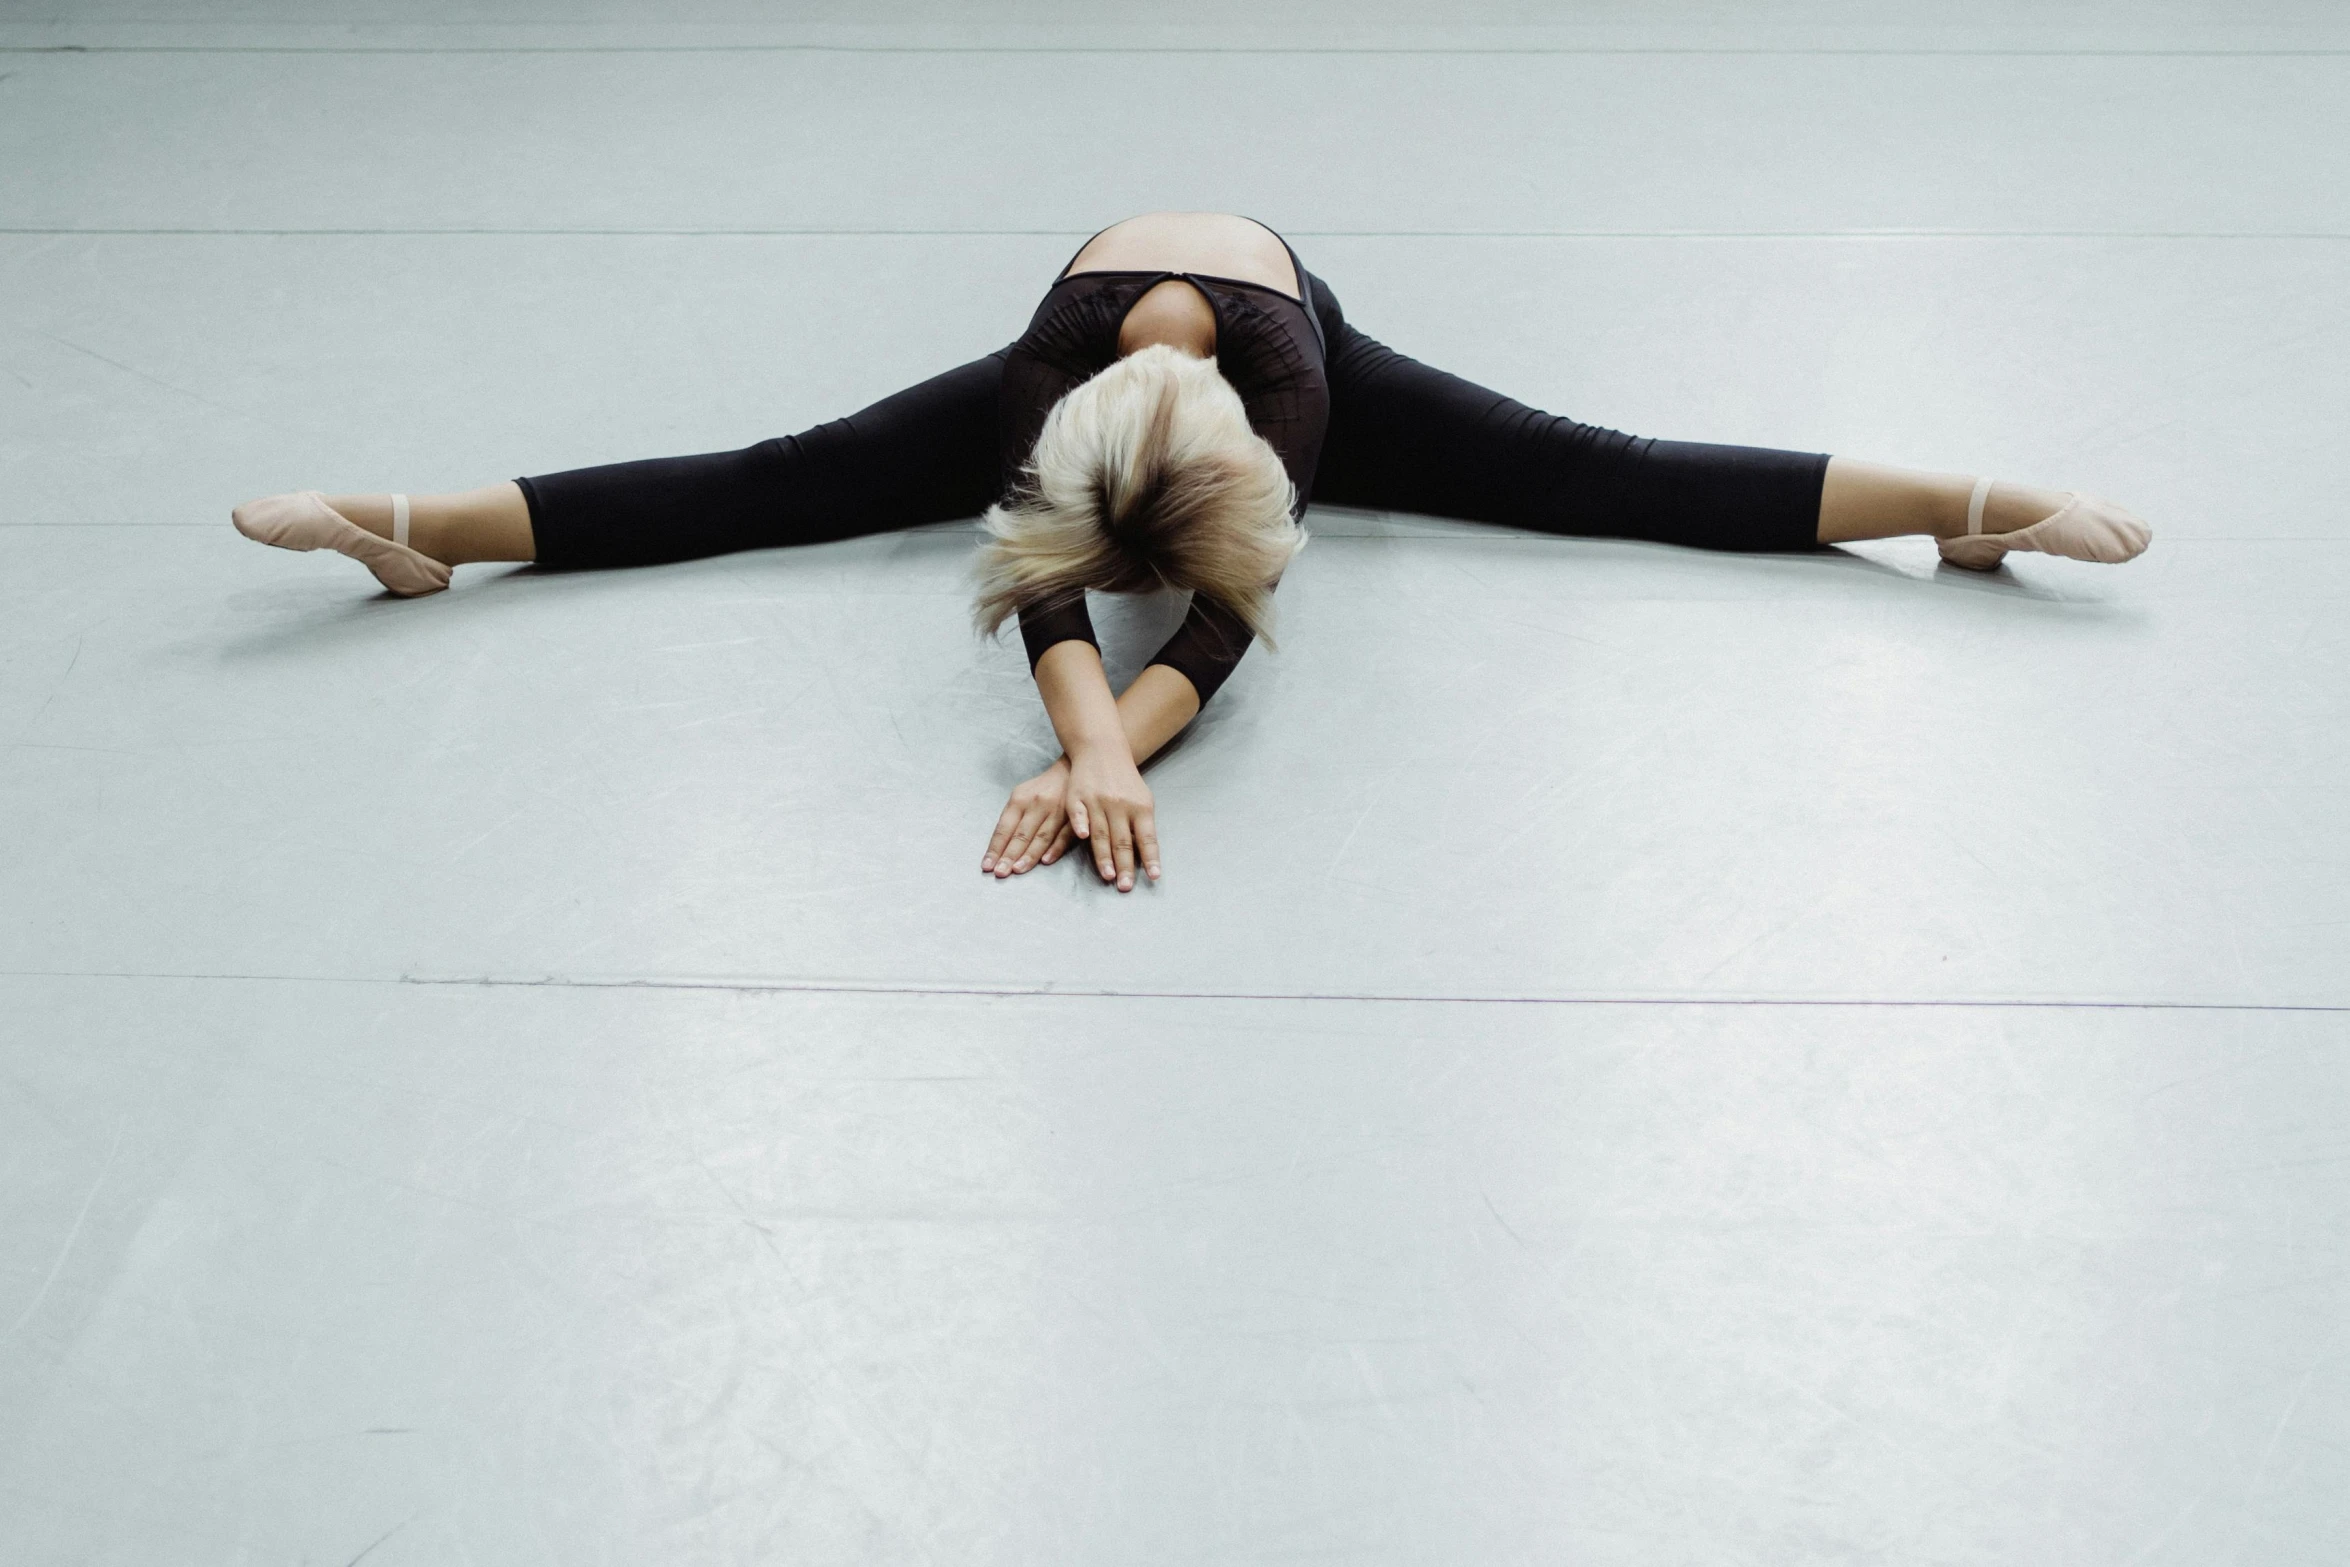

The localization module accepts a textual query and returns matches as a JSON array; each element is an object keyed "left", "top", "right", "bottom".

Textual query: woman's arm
[
  {"left": 982, "top": 643, "right": 1200, "bottom": 889},
  {"left": 1106, "top": 663, "right": 1203, "bottom": 767},
  {"left": 1032, "top": 637, "right": 1132, "bottom": 767}
]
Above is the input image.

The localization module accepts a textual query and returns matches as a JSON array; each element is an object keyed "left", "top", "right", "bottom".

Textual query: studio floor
[{"left": 3, "top": 3, "right": 2347, "bottom": 1562}]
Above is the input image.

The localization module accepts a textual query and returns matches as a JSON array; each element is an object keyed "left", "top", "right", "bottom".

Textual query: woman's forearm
[
  {"left": 1033, "top": 640, "right": 1129, "bottom": 761},
  {"left": 1032, "top": 642, "right": 1202, "bottom": 767},
  {"left": 1113, "top": 664, "right": 1202, "bottom": 765}
]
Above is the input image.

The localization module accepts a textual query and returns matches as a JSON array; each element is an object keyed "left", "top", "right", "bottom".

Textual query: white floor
[{"left": 3, "top": 4, "right": 2346, "bottom": 1562}]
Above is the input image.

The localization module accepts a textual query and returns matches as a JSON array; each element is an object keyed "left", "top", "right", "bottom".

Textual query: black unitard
[{"left": 518, "top": 229, "right": 1828, "bottom": 707}]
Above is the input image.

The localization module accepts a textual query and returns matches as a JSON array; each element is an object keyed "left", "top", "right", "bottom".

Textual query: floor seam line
[
  {"left": 8, "top": 45, "right": 2350, "bottom": 59},
  {"left": 7, "top": 228, "right": 2350, "bottom": 242},
  {"left": 1, "top": 969, "right": 2342, "bottom": 1012}
]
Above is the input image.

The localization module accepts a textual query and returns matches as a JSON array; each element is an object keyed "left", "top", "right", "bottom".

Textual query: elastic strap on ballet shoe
[
  {"left": 1966, "top": 475, "right": 1994, "bottom": 538},
  {"left": 391, "top": 493, "right": 412, "bottom": 549}
]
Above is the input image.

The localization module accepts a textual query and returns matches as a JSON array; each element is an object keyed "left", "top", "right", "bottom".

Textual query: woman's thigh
[
  {"left": 1313, "top": 325, "right": 1823, "bottom": 553},
  {"left": 524, "top": 350, "right": 1010, "bottom": 570}
]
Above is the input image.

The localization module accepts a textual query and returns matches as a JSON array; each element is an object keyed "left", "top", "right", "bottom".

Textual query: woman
[{"left": 231, "top": 211, "right": 2151, "bottom": 894}]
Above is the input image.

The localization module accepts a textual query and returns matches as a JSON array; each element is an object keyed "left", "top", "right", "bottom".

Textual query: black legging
[{"left": 517, "top": 325, "right": 1827, "bottom": 576}]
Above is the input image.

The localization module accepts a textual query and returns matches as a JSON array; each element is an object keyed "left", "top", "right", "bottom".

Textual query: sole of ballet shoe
[
  {"left": 231, "top": 490, "right": 452, "bottom": 596},
  {"left": 1937, "top": 532, "right": 2013, "bottom": 570}
]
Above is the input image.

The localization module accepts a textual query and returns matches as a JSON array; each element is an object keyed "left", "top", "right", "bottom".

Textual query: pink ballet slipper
[
  {"left": 1938, "top": 477, "right": 2152, "bottom": 571},
  {"left": 230, "top": 490, "right": 451, "bottom": 596}
]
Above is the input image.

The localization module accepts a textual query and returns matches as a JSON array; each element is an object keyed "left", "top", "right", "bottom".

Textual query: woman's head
[{"left": 973, "top": 344, "right": 1306, "bottom": 647}]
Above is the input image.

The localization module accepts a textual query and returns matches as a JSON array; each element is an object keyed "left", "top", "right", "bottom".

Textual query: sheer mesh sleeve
[
  {"left": 1144, "top": 592, "right": 1258, "bottom": 704},
  {"left": 1017, "top": 587, "right": 1259, "bottom": 705},
  {"left": 1017, "top": 593, "right": 1099, "bottom": 668}
]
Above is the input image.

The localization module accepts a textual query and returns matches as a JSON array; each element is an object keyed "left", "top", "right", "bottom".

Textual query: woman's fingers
[
  {"left": 1017, "top": 805, "right": 1064, "bottom": 872},
  {"left": 991, "top": 778, "right": 1155, "bottom": 891},
  {"left": 1135, "top": 808, "right": 1161, "bottom": 882},
  {"left": 1110, "top": 813, "right": 1138, "bottom": 891},
  {"left": 995, "top": 803, "right": 1045, "bottom": 876},
  {"left": 1091, "top": 803, "right": 1122, "bottom": 883},
  {"left": 1020, "top": 807, "right": 1066, "bottom": 871},
  {"left": 987, "top": 802, "right": 1075, "bottom": 879},
  {"left": 982, "top": 799, "right": 1025, "bottom": 873}
]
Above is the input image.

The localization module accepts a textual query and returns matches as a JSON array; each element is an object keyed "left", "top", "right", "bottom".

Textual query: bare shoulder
[{"left": 1064, "top": 212, "right": 1297, "bottom": 294}]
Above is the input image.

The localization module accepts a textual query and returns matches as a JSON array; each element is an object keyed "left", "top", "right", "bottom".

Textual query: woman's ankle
[
  {"left": 321, "top": 493, "right": 395, "bottom": 540},
  {"left": 426, "top": 483, "right": 536, "bottom": 565},
  {"left": 317, "top": 485, "right": 534, "bottom": 566},
  {"left": 320, "top": 491, "right": 462, "bottom": 565},
  {"left": 1936, "top": 479, "right": 2071, "bottom": 539}
]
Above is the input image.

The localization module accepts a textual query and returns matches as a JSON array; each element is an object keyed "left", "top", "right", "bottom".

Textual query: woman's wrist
[{"left": 1061, "top": 734, "right": 1132, "bottom": 769}]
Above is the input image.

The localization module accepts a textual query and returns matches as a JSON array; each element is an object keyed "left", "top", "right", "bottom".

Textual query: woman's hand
[
  {"left": 1064, "top": 750, "right": 1160, "bottom": 892},
  {"left": 983, "top": 758, "right": 1076, "bottom": 878},
  {"left": 1005, "top": 641, "right": 1182, "bottom": 892}
]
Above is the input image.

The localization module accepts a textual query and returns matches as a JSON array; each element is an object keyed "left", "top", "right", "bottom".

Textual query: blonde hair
[{"left": 973, "top": 343, "right": 1306, "bottom": 648}]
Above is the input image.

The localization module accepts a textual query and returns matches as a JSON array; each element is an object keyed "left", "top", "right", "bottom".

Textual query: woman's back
[{"left": 1061, "top": 211, "right": 1301, "bottom": 298}]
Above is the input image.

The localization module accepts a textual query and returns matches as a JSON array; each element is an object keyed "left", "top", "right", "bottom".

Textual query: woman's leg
[
  {"left": 257, "top": 350, "right": 1010, "bottom": 575},
  {"left": 319, "top": 484, "right": 532, "bottom": 564},
  {"left": 1314, "top": 318, "right": 2100, "bottom": 551},
  {"left": 522, "top": 350, "right": 1009, "bottom": 570},
  {"left": 1815, "top": 459, "right": 2070, "bottom": 544},
  {"left": 1313, "top": 323, "right": 1826, "bottom": 551}
]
